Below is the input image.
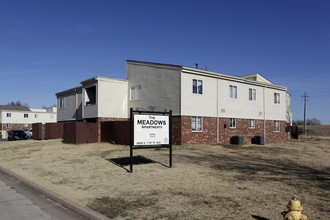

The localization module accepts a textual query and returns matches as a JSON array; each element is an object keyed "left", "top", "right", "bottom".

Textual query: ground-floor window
[
  {"left": 230, "top": 118, "right": 236, "bottom": 128},
  {"left": 249, "top": 119, "right": 255, "bottom": 128},
  {"left": 274, "top": 121, "right": 280, "bottom": 132},
  {"left": 6, "top": 123, "right": 12, "bottom": 128},
  {"left": 192, "top": 117, "right": 203, "bottom": 132}
]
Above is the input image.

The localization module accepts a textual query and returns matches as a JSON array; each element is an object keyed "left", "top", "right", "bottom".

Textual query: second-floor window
[
  {"left": 35, "top": 114, "right": 39, "bottom": 118},
  {"left": 192, "top": 79, "right": 203, "bottom": 94},
  {"left": 6, "top": 113, "right": 11, "bottom": 117},
  {"left": 229, "top": 85, "right": 237, "bottom": 99},
  {"left": 24, "top": 114, "right": 28, "bottom": 118},
  {"left": 130, "top": 85, "right": 141, "bottom": 100},
  {"left": 59, "top": 97, "right": 65, "bottom": 108},
  {"left": 249, "top": 88, "right": 256, "bottom": 101},
  {"left": 274, "top": 93, "right": 280, "bottom": 104}
]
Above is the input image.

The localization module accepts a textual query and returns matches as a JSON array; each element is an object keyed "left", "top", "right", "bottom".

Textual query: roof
[
  {"left": 80, "top": 76, "right": 127, "bottom": 85},
  {"left": 0, "top": 105, "right": 31, "bottom": 111},
  {"left": 239, "top": 73, "right": 274, "bottom": 84},
  {"left": 127, "top": 60, "right": 182, "bottom": 69},
  {"left": 128, "top": 60, "right": 287, "bottom": 91},
  {"left": 56, "top": 86, "right": 82, "bottom": 96}
]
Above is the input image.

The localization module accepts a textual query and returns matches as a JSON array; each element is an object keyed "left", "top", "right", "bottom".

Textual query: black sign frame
[{"left": 130, "top": 108, "right": 172, "bottom": 173}]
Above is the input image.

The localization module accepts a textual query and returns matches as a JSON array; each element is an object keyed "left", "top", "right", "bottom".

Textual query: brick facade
[
  {"left": 0, "top": 123, "right": 32, "bottom": 132},
  {"left": 172, "top": 116, "right": 289, "bottom": 145}
]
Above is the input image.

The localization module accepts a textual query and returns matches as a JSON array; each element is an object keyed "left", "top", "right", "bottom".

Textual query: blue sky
[{"left": 1, "top": 0, "right": 329, "bottom": 124}]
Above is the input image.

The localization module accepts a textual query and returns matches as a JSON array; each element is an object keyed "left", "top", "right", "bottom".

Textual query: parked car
[
  {"left": 8, "top": 130, "right": 27, "bottom": 141},
  {"left": 24, "top": 128, "right": 33, "bottom": 139}
]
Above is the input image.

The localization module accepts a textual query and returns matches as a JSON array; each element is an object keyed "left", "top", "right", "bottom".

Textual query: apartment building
[
  {"left": 0, "top": 105, "right": 57, "bottom": 139},
  {"left": 127, "top": 60, "right": 292, "bottom": 144},
  {"left": 56, "top": 60, "right": 292, "bottom": 144}
]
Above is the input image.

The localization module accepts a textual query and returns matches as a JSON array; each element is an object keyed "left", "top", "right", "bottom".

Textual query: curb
[{"left": 0, "top": 165, "right": 110, "bottom": 220}]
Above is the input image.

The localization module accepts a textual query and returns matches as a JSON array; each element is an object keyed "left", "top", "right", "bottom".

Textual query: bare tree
[
  {"left": 293, "top": 118, "right": 321, "bottom": 125},
  {"left": 7, "top": 101, "right": 29, "bottom": 108},
  {"left": 42, "top": 104, "right": 56, "bottom": 109}
]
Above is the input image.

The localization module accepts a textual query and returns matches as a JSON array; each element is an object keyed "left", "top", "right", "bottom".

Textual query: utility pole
[{"left": 302, "top": 91, "right": 309, "bottom": 135}]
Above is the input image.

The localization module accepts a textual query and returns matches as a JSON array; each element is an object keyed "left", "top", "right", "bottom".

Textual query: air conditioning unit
[
  {"left": 231, "top": 136, "right": 244, "bottom": 145},
  {"left": 254, "top": 136, "right": 265, "bottom": 145}
]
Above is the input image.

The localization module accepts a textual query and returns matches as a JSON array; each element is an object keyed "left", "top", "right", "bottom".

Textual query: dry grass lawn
[{"left": 0, "top": 137, "right": 329, "bottom": 219}]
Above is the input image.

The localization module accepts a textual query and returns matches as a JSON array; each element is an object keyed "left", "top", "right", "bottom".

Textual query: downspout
[
  {"left": 75, "top": 89, "right": 78, "bottom": 121},
  {"left": 216, "top": 75, "right": 219, "bottom": 144},
  {"left": 263, "top": 85, "right": 267, "bottom": 144}
]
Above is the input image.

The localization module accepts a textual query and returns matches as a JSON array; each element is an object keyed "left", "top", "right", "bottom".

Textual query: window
[
  {"left": 192, "top": 116, "right": 203, "bottom": 132},
  {"left": 274, "top": 93, "right": 280, "bottom": 104},
  {"left": 249, "top": 119, "right": 255, "bottom": 128},
  {"left": 59, "top": 97, "right": 65, "bottom": 108},
  {"left": 130, "top": 85, "right": 141, "bottom": 100},
  {"left": 35, "top": 114, "right": 39, "bottom": 118},
  {"left": 85, "top": 86, "right": 96, "bottom": 105},
  {"left": 6, "top": 123, "right": 12, "bottom": 128},
  {"left": 192, "top": 79, "right": 203, "bottom": 94},
  {"left": 274, "top": 121, "right": 280, "bottom": 132},
  {"left": 230, "top": 118, "right": 236, "bottom": 128},
  {"left": 249, "top": 88, "right": 256, "bottom": 101},
  {"left": 24, "top": 124, "right": 28, "bottom": 127},
  {"left": 24, "top": 114, "right": 28, "bottom": 118},
  {"left": 50, "top": 114, "right": 54, "bottom": 118},
  {"left": 229, "top": 85, "right": 237, "bottom": 99},
  {"left": 6, "top": 113, "right": 11, "bottom": 117}
]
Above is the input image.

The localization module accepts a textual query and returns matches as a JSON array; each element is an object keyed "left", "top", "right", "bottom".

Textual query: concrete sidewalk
[
  {"left": 0, "top": 179, "right": 57, "bottom": 220},
  {"left": 0, "top": 166, "right": 110, "bottom": 220}
]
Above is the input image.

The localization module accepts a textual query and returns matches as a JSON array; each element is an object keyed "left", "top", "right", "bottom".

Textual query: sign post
[{"left": 130, "top": 108, "right": 172, "bottom": 173}]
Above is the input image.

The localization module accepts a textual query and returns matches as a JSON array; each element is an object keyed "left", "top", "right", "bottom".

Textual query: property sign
[
  {"left": 134, "top": 114, "right": 169, "bottom": 145},
  {"left": 129, "top": 108, "right": 172, "bottom": 173}
]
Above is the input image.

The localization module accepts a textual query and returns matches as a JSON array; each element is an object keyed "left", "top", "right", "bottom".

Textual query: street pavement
[{"left": 0, "top": 174, "right": 85, "bottom": 220}]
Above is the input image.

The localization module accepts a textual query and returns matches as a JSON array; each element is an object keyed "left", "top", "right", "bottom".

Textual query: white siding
[
  {"left": 181, "top": 72, "right": 217, "bottom": 117},
  {"left": 264, "top": 88, "right": 287, "bottom": 121},
  {"left": 180, "top": 70, "right": 287, "bottom": 121},
  {"left": 98, "top": 79, "right": 128, "bottom": 118},
  {"left": 1, "top": 110, "right": 56, "bottom": 124},
  {"left": 218, "top": 79, "right": 265, "bottom": 119}
]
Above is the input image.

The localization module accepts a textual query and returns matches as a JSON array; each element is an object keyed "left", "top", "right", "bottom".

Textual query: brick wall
[
  {"left": 265, "top": 120, "right": 289, "bottom": 143},
  {"left": 218, "top": 118, "right": 265, "bottom": 144},
  {"left": 172, "top": 117, "right": 182, "bottom": 145},
  {"left": 0, "top": 123, "right": 32, "bottom": 132},
  {"left": 176, "top": 116, "right": 289, "bottom": 145}
]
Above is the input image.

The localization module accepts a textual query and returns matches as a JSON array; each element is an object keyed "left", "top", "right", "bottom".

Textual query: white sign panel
[{"left": 134, "top": 114, "right": 169, "bottom": 145}]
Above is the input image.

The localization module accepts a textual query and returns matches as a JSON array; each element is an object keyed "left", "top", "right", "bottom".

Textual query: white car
[{"left": 23, "top": 129, "right": 32, "bottom": 139}]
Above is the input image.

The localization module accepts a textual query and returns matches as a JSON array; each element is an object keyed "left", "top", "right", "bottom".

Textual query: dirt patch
[{"left": 0, "top": 137, "right": 329, "bottom": 219}]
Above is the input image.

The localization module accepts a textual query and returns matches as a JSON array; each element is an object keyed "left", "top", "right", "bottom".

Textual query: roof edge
[{"left": 127, "top": 60, "right": 182, "bottom": 69}]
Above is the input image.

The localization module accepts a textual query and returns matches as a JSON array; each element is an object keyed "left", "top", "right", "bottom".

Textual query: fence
[
  {"left": 63, "top": 122, "right": 98, "bottom": 144},
  {"left": 32, "top": 120, "right": 130, "bottom": 145},
  {"left": 101, "top": 121, "right": 130, "bottom": 145},
  {"left": 32, "top": 123, "right": 43, "bottom": 140},
  {"left": 45, "top": 123, "right": 64, "bottom": 139}
]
